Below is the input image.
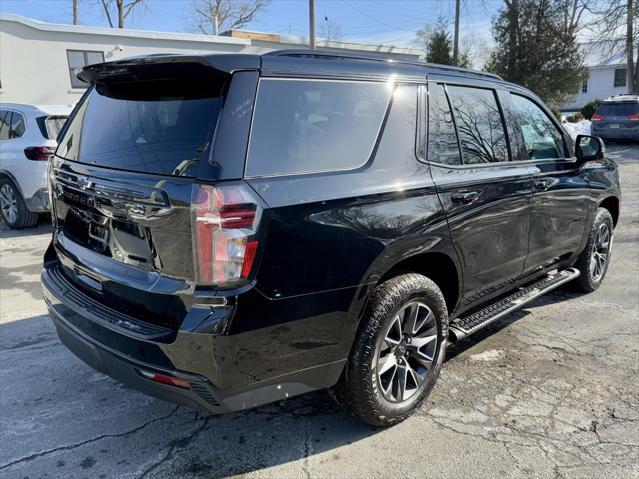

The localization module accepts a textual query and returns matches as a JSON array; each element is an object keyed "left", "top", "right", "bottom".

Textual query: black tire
[
  {"left": 574, "top": 207, "right": 614, "bottom": 292},
  {"left": 330, "top": 273, "right": 448, "bottom": 427},
  {"left": 0, "top": 177, "right": 39, "bottom": 229}
]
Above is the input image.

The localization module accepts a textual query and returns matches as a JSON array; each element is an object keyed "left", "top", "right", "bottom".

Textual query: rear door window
[
  {"left": 446, "top": 85, "right": 509, "bottom": 164},
  {"left": 0, "top": 110, "right": 10, "bottom": 141},
  {"left": 56, "top": 78, "right": 225, "bottom": 177},
  {"left": 426, "top": 83, "right": 462, "bottom": 166},
  {"left": 510, "top": 94, "right": 565, "bottom": 160},
  {"left": 246, "top": 78, "right": 391, "bottom": 177}
]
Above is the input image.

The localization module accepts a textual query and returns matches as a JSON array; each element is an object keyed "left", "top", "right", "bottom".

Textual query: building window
[
  {"left": 614, "top": 68, "right": 627, "bottom": 88},
  {"left": 66, "top": 50, "right": 104, "bottom": 88},
  {"left": 582, "top": 78, "right": 588, "bottom": 93}
]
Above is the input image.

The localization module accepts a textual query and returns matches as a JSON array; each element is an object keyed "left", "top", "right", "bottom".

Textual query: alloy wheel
[
  {"left": 0, "top": 184, "right": 18, "bottom": 225},
  {"left": 591, "top": 222, "right": 611, "bottom": 281},
  {"left": 376, "top": 301, "right": 438, "bottom": 403}
]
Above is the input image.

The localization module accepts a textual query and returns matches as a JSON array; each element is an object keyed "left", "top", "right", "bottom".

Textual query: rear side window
[
  {"left": 56, "top": 77, "right": 225, "bottom": 177},
  {"left": 36, "top": 116, "right": 68, "bottom": 140},
  {"left": 596, "top": 102, "right": 639, "bottom": 116},
  {"left": 447, "top": 85, "right": 509, "bottom": 164},
  {"left": 427, "top": 83, "right": 461, "bottom": 166},
  {"left": 0, "top": 110, "right": 10, "bottom": 141},
  {"left": 510, "top": 94, "right": 564, "bottom": 160},
  {"left": 246, "top": 78, "right": 391, "bottom": 177}
]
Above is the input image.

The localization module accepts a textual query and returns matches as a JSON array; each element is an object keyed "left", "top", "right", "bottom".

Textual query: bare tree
[
  {"left": 187, "top": 0, "right": 271, "bottom": 35},
  {"left": 560, "top": 0, "right": 595, "bottom": 35},
  {"left": 588, "top": 0, "right": 639, "bottom": 93},
  {"left": 99, "top": 0, "right": 145, "bottom": 28},
  {"left": 319, "top": 17, "right": 343, "bottom": 42}
]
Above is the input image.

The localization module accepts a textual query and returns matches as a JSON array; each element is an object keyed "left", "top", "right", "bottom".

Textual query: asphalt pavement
[{"left": 1, "top": 143, "right": 638, "bottom": 479}]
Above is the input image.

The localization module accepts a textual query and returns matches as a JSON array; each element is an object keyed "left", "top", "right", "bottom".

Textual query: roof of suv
[
  {"left": 603, "top": 94, "right": 639, "bottom": 103},
  {"left": 78, "top": 50, "right": 508, "bottom": 87}
]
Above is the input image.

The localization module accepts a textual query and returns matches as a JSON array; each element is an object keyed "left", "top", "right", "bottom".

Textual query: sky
[{"left": 0, "top": 0, "right": 501, "bottom": 63}]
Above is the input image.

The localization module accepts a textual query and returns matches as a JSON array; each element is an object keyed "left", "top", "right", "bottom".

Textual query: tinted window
[
  {"left": 447, "top": 86, "right": 509, "bottom": 164},
  {"left": 427, "top": 83, "right": 461, "bottom": 166},
  {"left": 8, "top": 111, "right": 25, "bottom": 139},
  {"left": 246, "top": 79, "right": 391, "bottom": 177},
  {"left": 0, "top": 110, "right": 10, "bottom": 141},
  {"left": 511, "top": 94, "right": 564, "bottom": 160},
  {"left": 596, "top": 102, "right": 639, "bottom": 116},
  {"left": 57, "top": 79, "right": 224, "bottom": 177},
  {"left": 67, "top": 50, "right": 105, "bottom": 88}
]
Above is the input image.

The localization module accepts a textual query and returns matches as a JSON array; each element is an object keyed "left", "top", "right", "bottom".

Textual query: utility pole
[
  {"left": 72, "top": 0, "right": 78, "bottom": 25},
  {"left": 309, "top": 0, "right": 316, "bottom": 50},
  {"left": 453, "top": 0, "right": 460, "bottom": 65}
]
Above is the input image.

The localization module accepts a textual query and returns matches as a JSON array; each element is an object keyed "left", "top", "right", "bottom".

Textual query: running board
[{"left": 449, "top": 268, "right": 580, "bottom": 342}]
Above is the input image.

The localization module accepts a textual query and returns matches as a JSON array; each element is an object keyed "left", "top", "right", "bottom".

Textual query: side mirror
[{"left": 575, "top": 134, "right": 605, "bottom": 162}]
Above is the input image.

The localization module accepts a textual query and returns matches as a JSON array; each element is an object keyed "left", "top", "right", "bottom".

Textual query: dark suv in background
[
  {"left": 591, "top": 94, "right": 639, "bottom": 141},
  {"left": 42, "top": 51, "right": 621, "bottom": 426}
]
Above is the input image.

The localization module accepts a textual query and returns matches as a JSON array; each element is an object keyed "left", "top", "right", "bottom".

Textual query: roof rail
[{"left": 266, "top": 49, "right": 503, "bottom": 81}]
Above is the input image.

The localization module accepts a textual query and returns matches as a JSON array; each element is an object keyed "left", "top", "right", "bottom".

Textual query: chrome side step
[{"left": 449, "top": 267, "right": 580, "bottom": 342}]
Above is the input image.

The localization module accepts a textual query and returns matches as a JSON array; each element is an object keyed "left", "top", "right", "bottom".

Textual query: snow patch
[
  {"left": 562, "top": 119, "right": 591, "bottom": 140},
  {"left": 469, "top": 349, "right": 504, "bottom": 362}
]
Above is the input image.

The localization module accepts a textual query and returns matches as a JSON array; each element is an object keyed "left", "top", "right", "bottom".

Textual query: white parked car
[{"left": 0, "top": 104, "right": 72, "bottom": 228}]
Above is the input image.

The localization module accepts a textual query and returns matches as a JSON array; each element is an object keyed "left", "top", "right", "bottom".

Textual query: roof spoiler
[{"left": 76, "top": 54, "right": 261, "bottom": 85}]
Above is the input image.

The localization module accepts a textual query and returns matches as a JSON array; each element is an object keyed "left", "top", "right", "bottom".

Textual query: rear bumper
[
  {"left": 25, "top": 187, "right": 50, "bottom": 212},
  {"left": 593, "top": 126, "right": 639, "bottom": 141},
  {"left": 42, "top": 264, "right": 346, "bottom": 413}
]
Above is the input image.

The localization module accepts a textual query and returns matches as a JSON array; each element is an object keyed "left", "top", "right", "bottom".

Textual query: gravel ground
[{"left": 1, "top": 143, "right": 638, "bottom": 479}]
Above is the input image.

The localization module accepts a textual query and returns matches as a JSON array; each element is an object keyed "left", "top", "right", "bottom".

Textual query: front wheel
[
  {"left": 331, "top": 273, "right": 448, "bottom": 427},
  {"left": 574, "top": 207, "right": 614, "bottom": 292}
]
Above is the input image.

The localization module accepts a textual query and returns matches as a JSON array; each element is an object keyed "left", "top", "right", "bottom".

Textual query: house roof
[{"left": 581, "top": 41, "right": 638, "bottom": 67}]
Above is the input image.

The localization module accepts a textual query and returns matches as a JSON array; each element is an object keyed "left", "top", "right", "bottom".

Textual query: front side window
[
  {"left": 427, "top": 83, "right": 461, "bottom": 166},
  {"left": 614, "top": 68, "right": 627, "bottom": 87},
  {"left": 510, "top": 94, "right": 564, "bottom": 160},
  {"left": 246, "top": 79, "right": 391, "bottom": 177},
  {"left": 446, "top": 85, "right": 509, "bottom": 164},
  {"left": 67, "top": 50, "right": 105, "bottom": 88}
]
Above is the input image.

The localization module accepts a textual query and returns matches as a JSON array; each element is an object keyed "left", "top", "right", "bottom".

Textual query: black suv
[{"left": 42, "top": 51, "right": 621, "bottom": 426}]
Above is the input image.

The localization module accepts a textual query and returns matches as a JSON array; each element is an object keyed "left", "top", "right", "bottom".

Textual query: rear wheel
[
  {"left": 331, "top": 273, "right": 448, "bottom": 426},
  {"left": 574, "top": 208, "right": 614, "bottom": 292},
  {"left": 0, "top": 178, "right": 38, "bottom": 229}
]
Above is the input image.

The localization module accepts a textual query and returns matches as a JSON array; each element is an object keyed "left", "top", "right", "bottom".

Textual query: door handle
[
  {"left": 451, "top": 191, "right": 479, "bottom": 204},
  {"left": 534, "top": 179, "right": 551, "bottom": 191}
]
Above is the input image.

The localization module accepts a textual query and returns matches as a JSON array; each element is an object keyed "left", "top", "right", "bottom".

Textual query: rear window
[
  {"left": 246, "top": 78, "right": 391, "bottom": 177},
  {"left": 596, "top": 102, "right": 639, "bottom": 116},
  {"left": 36, "top": 116, "right": 68, "bottom": 140},
  {"left": 56, "top": 77, "right": 224, "bottom": 177}
]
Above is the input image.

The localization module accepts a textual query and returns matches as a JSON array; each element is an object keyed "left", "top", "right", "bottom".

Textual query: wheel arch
[
  {"left": 378, "top": 251, "right": 461, "bottom": 315},
  {"left": 598, "top": 196, "right": 620, "bottom": 227},
  {"left": 0, "top": 170, "right": 25, "bottom": 198}
]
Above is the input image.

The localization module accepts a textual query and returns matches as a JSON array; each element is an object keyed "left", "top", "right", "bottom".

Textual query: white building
[
  {"left": 562, "top": 42, "right": 637, "bottom": 111},
  {"left": 0, "top": 13, "right": 420, "bottom": 106}
]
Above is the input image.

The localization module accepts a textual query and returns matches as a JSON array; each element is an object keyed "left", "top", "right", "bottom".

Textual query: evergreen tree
[
  {"left": 487, "top": 0, "right": 586, "bottom": 104},
  {"left": 426, "top": 20, "right": 454, "bottom": 65}
]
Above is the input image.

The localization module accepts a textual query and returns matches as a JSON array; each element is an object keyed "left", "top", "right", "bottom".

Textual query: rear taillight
[
  {"left": 24, "top": 146, "right": 55, "bottom": 161},
  {"left": 628, "top": 113, "right": 639, "bottom": 120},
  {"left": 192, "top": 183, "right": 262, "bottom": 287},
  {"left": 591, "top": 114, "right": 604, "bottom": 121}
]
